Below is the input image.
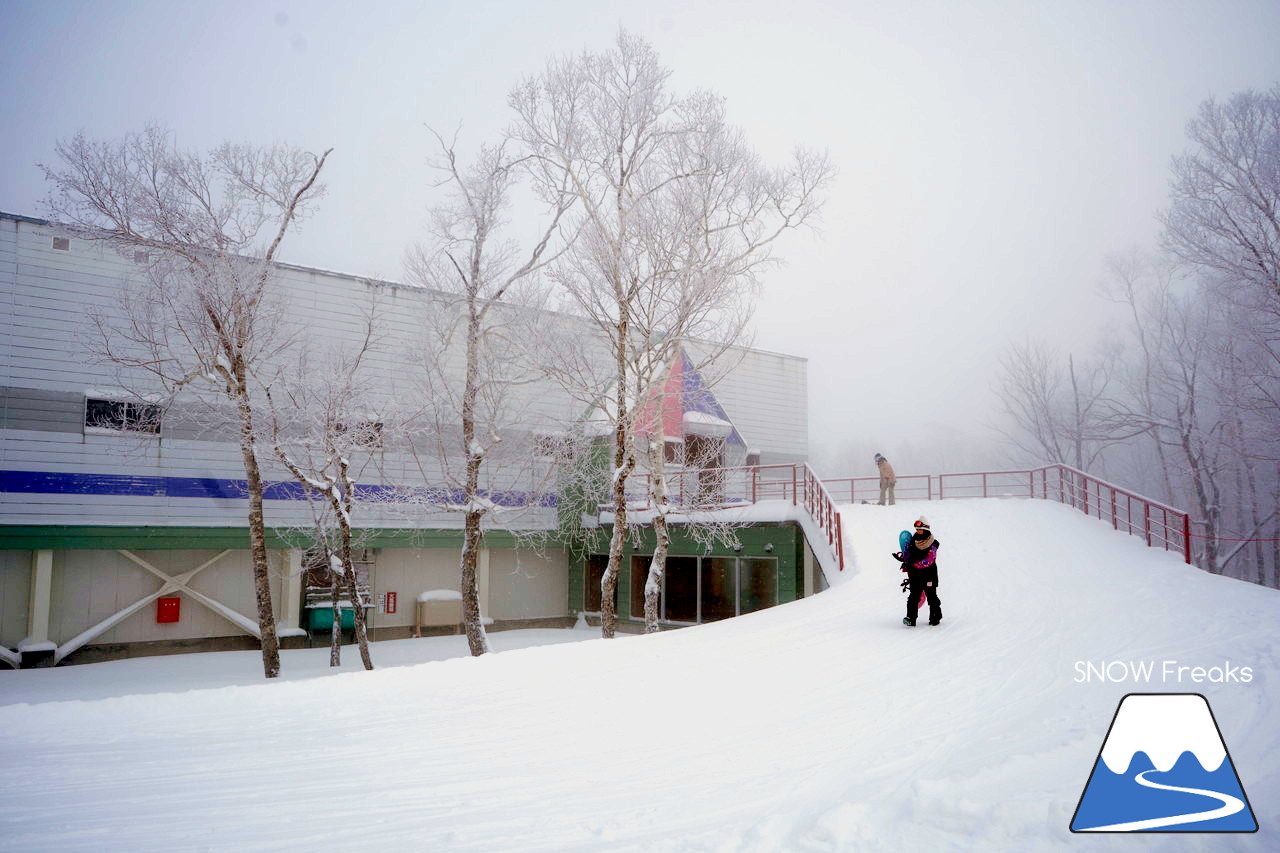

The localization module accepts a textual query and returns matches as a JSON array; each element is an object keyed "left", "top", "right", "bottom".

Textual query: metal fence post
[{"left": 1182, "top": 514, "right": 1192, "bottom": 564}]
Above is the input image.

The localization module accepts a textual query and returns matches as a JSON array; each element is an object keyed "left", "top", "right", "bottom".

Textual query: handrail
[
  {"left": 617, "top": 460, "right": 1190, "bottom": 572},
  {"left": 820, "top": 463, "right": 1192, "bottom": 565},
  {"left": 622, "top": 462, "right": 846, "bottom": 572}
]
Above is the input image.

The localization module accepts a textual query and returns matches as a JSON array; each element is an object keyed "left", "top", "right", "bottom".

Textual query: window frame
[{"left": 83, "top": 397, "right": 164, "bottom": 437}]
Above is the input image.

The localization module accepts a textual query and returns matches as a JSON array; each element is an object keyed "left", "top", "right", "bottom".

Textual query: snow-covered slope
[{"left": 1, "top": 499, "right": 1277, "bottom": 851}]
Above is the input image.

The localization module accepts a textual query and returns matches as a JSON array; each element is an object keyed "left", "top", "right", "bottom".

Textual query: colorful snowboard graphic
[
  {"left": 1070, "top": 693, "right": 1257, "bottom": 833},
  {"left": 898, "top": 529, "right": 926, "bottom": 609}
]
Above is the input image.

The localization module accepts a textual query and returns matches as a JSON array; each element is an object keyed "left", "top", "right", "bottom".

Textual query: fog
[{"left": 3, "top": 0, "right": 1278, "bottom": 478}]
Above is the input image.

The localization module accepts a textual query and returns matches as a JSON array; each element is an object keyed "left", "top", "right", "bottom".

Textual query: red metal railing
[
  {"left": 621, "top": 461, "right": 1188, "bottom": 571},
  {"left": 822, "top": 464, "right": 1192, "bottom": 564},
  {"left": 626, "top": 462, "right": 846, "bottom": 571}
]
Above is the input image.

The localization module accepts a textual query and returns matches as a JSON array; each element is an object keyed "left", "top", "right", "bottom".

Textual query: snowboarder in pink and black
[{"left": 895, "top": 516, "right": 941, "bottom": 626}]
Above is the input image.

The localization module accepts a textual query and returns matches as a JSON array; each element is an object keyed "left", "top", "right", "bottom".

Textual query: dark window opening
[
  {"left": 630, "top": 555, "right": 649, "bottom": 619},
  {"left": 52, "top": 237, "right": 70, "bottom": 251},
  {"left": 739, "top": 558, "right": 778, "bottom": 613},
  {"left": 334, "top": 420, "right": 383, "bottom": 448},
  {"left": 663, "top": 556, "right": 699, "bottom": 622},
  {"left": 534, "top": 433, "right": 574, "bottom": 461},
  {"left": 663, "top": 440, "right": 683, "bottom": 465},
  {"left": 85, "top": 398, "right": 162, "bottom": 434},
  {"left": 583, "top": 554, "right": 616, "bottom": 613},
  {"left": 700, "top": 557, "right": 737, "bottom": 622}
]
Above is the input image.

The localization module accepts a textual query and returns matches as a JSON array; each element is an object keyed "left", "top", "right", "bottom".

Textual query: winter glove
[{"left": 891, "top": 551, "right": 903, "bottom": 561}]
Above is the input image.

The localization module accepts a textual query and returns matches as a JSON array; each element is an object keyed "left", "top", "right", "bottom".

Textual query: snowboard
[{"left": 898, "top": 529, "right": 927, "bottom": 610}]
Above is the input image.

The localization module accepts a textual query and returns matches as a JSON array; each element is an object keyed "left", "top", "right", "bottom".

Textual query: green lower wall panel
[{"left": 569, "top": 522, "right": 805, "bottom": 619}]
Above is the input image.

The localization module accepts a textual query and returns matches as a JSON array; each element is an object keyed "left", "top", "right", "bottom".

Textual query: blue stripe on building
[{"left": 0, "top": 471, "right": 556, "bottom": 507}]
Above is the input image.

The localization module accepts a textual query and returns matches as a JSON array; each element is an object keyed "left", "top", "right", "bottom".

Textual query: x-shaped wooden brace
[{"left": 54, "top": 549, "right": 259, "bottom": 664}]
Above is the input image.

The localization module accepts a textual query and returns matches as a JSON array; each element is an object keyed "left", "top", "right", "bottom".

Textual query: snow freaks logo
[{"left": 1070, "top": 694, "right": 1258, "bottom": 833}]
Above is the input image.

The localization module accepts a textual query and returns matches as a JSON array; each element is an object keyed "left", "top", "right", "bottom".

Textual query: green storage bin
[{"left": 308, "top": 607, "right": 356, "bottom": 630}]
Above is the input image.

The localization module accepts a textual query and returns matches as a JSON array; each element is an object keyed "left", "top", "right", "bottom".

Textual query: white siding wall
[
  {"left": 367, "top": 548, "right": 463, "bottom": 630},
  {"left": 2, "top": 213, "right": 807, "bottom": 530},
  {"left": 0, "top": 549, "right": 31, "bottom": 648},
  {"left": 46, "top": 548, "right": 282, "bottom": 645},
  {"left": 487, "top": 548, "right": 569, "bottom": 621}
]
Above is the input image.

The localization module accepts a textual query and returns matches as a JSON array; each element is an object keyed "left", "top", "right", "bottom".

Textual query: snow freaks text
[{"left": 1074, "top": 661, "right": 1254, "bottom": 684}]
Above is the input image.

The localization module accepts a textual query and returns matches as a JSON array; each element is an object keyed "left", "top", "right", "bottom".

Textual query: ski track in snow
[
  {"left": 1077, "top": 769, "right": 1245, "bottom": 832},
  {"left": 1, "top": 498, "right": 1277, "bottom": 852}
]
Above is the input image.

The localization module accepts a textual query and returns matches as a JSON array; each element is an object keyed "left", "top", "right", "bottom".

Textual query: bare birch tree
[
  {"left": 992, "top": 339, "right": 1133, "bottom": 472},
  {"left": 627, "top": 110, "right": 833, "bottom": 633},
  {"left": 510, "top": 30, "right": 834, "bottom": 638},
  {"left": 264, "top": 306, "right": 384, "bottom": 670},
  {"left": 41, "top": 127, "right": 332, "bottom": 678},
  {"left": 401, "top": 130, "right": 575, "bottom": 656}
]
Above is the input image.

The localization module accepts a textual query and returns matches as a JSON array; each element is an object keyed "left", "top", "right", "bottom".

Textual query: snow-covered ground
[{"left": 2, "top": 498, "right": 1277, "bottom": 851}]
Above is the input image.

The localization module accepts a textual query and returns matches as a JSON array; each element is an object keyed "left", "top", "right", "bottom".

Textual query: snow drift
[{"left": 1, "top": 498, "right": 1276, "bottom": 851}]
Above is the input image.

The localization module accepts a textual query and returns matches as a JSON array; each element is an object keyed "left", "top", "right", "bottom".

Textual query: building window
[
  {"left": 621, "top": 554, "right": 778, "bottom": 624},
  {"left": 334, "top": 420, "right": 383, "bottom": 449},
  {"left": 663, "top": 440, "right": 683, "bottom": 465},
  {"left": 583, "top": 554, "right": 616, "bottom": 613},
  {"left": 700, "top": 557, "right": 737, "bottom": 622},
  {"left": 534, "top": 433, "right": 573, "bottom": 461},
  {"left": 84, "top": 398, "right": 163, "bottom": 435},
  {"left": 53, "top": 237, "right": 70, "bottom": 251},
  {"left": 630, "top": 555, "right": 651, "bottom": 619},
  {"left": 738, "top": 558, "right": 778, "bottom": 613},
  {"left": 662, "top": 556, "right": 699, "bottom": 622}
]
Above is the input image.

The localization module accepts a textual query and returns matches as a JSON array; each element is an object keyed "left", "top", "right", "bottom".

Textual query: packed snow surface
[{"left": 2, "top": 499, "right": 1278, "bottom": 851}]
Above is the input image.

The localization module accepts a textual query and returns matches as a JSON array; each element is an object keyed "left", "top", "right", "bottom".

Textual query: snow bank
[
  {"left": 1, "top": 498, "right": 1276, "bottom": 851},
  {"left": 416, "top": 589, "right": 463, "bottom": 603}
]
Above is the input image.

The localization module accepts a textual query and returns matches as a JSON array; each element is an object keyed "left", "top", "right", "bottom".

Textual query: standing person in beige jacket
[{"left": 874, "top": 453, "right": 896, "bottom": 505}]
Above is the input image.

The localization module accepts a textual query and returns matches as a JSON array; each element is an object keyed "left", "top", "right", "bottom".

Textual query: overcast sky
[{"left": 3, "top": 0, "right": 1278, "bottom": 473}]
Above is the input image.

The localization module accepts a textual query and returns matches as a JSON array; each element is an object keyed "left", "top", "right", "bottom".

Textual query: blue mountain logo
[{"left": 1071, "top": 693, "right": 1257, "bottom": 833}]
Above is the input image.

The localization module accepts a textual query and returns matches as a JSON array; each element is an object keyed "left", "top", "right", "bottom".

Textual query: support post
[
  {"left": 279, "top": 549, "right": 304, "bottom": 636},
  {"left": 478, "top": 547, "right": 491, "bottom": 623},
  {"left": 20, "top": 549, "right": 56, "bottom": 668},
  {"left": 1182, "top": 514, "right": 1192, "bottom": 564}
]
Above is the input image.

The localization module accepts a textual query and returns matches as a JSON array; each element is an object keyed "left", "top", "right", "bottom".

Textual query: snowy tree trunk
[
  {"left": 601, "top": 293, "right": 633, "bottom": 640},
  {"left": 336, "top": 458, "right": 373, "bottom": 671},
  {"left": 328, "top": 555, "right": 341, "bottom": 667},
  {"left": 460, "top": 299, "right": 491, "bottom": 656},
  {"left": 235, "top": 387, "right": 281, "bottom": 679},
  {"left": 337, "top": 530, "right": 373, "bottom": 671},
  {"left": 460, "top": 518, "right": 490, "bottom": 655},
  {"left": 1180, "top": 427, "right": 1220, "bottom": 573},
  {"left": 644, "top": 439, "right": 669, "bottom": 634}
]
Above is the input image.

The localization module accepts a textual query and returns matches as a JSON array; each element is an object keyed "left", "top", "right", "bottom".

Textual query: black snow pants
[{"left": 906, "top": 577, "right": 942, "bottom": 624}]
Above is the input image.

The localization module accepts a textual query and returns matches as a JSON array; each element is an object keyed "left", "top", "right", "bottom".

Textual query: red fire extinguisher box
[{"left": 156, "top": 596, "right": 181, "bottom": 623}]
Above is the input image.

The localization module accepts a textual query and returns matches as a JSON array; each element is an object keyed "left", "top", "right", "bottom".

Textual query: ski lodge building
[{"left": 1, "top": 210, "right": 835, "bottom": 668}]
